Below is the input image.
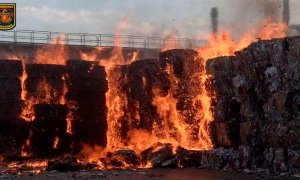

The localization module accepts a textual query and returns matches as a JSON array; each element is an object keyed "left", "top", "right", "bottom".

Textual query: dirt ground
[{"left": 0, "top": 168, "right": 298, "bottom": 180}]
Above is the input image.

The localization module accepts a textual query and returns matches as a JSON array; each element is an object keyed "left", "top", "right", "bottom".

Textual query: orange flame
[
  {"left": 35, "top": 36, "right": 68, "bottom": 65},
  {"left": 21, "top": 131, "right": 32, "bottom": 157},
  {"left": 20, "top": 78, "right": 53, "bottom": 122},
  {"left": 52, "top": 136, "right": 59, "bottom": 149},
  {"left": 199, "top": 18, "right": 288, "bottom": 59},
  {"left": 80, "top": 46, "right": 105, "bottom": 61},
  {"left": 20, "top": 61, "right": 28, "bottom": 101},
  {"left": 79, "top": 18, "right": 288, "bottom": 168},
  {"left": 193, "top": 19, "right": 288, "bottom": 152}
]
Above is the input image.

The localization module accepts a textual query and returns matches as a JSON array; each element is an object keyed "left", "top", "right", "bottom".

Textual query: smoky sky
[{"left": 2, "top": 0, "right": 300, "bottom": 40}]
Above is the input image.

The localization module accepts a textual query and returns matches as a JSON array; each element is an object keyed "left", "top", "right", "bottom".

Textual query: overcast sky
[{"left": 2, "top": 0, "right": 300, "bottom": 39}]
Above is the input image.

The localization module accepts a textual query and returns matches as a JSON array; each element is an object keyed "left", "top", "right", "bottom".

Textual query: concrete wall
[{"left": 0, "top": 43, "right": 160, "bottom": 61}]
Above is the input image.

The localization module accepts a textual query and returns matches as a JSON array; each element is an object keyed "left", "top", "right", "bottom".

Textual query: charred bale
[
  {"left": 176, "top": 146, "right": 202, "bottom": 167},
  {"left": 141, "top": 143, "right": 174, "bottom": 168},
  {"left": 66, "top": 60, "right": 107, "bottom": 152},
  {"left": 31, "top": 104, "right": 69, "bottom": 158},
  {"left": 47, "top": 156, "right": 84, "bottom": 172},
  {"left": 0, "top": 60, "right": 27, "bottom": 154},
  {"left": 106, "top": 149, "right": 140, "bottom": 168},
  {"left": 26, "top": 63, "right": 66, "bottom": 103}
]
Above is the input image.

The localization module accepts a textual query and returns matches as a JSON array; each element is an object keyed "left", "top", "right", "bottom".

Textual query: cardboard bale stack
[
  {"left": 159, "top": 49, "right": 208, "bottom": 144},
  {"left": 206, "top": 56, "right": 241, "bottom": 148},
  {"left": 207, "top": 37, "right": 300, "bottom": 173},
  {"left": 26, "top": 63, "right": 70, "bottom": 157},
  {"left": 26, "top": 63, "right": 66, "bottom": 103},
  {"left": 106, "top": 60, "right": 170, "bottom": 144},
  {"left": 0, "top": 60, "right": 28, "bottom": 154},
  {"left": 31, "top": 104, "right": 69, "bottom": 157},
  {"left": 66, "top": 60, "right": 108, "bottom": 152}
]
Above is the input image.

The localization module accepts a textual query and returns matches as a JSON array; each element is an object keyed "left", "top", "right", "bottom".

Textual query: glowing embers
[{"left": 7, "top": 160, "right": 48, "bottom": 175}]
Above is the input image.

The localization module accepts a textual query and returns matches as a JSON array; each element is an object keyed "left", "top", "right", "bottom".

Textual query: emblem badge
[{"left": 0, "top": 3, "right": 16, "bottom": 30}]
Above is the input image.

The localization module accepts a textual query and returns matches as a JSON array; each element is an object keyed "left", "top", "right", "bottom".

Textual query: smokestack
[
  {"left": 282, "top": 0, "right": 290, "bottom": 25},
  {"left": 210, "top": 7, "right": 218, "bottom": 35}
]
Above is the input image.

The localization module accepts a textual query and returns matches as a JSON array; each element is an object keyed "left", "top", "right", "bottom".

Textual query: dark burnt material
[
  {"left": 66, "top": 60, "right": 108, "bottom": 152},
  {"left": 31, "top": 104, "right": 69, "bottom": 158},
  {"left": 0, "top": 60, "right": 108, "bottom": 158},
  {"left": 0, "top": 60, "right": 27, "bottom": 154}
]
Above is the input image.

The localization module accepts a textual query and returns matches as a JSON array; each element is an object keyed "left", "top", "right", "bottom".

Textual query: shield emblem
[
  {"left": 0, "top": 3, "right": 16, "bottom": 31},
  {"left": 1, "top": 10, "right": 12, "bottom": 23}
]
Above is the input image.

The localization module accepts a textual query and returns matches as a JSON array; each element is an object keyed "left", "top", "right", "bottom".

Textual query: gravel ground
[{"left": 0, "top": 168, "right": 298, "bottom": 180}]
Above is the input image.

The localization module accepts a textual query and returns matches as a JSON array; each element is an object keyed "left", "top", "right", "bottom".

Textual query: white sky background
[{"left": 2, "top": 0, "right": 300, "bottom": 39}]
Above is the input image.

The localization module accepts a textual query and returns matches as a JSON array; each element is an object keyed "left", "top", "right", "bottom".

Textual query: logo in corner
[{"left": 0, "top": 3, "right": 16, "bottom": 31}]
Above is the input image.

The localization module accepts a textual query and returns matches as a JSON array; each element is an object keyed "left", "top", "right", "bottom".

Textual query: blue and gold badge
[{"left": 0, "top": 3, "right": 16, "bottom": 30}]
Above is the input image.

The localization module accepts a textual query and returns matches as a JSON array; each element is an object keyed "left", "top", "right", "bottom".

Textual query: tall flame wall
[{"left": 0, "top": 49, "right": 209, "bottom": 157}]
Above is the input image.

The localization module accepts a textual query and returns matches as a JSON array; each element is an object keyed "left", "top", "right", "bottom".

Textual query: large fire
[
  {"left": 2, "top": 36, "right": 72, "bottom": 157},
  {"left": 199, "top": 18, "right": 288, "bottom": 59},
  {"left": 0, "top": 17, "right": 288, "bottom": 170},
  {"left": 80, "top": 19, "right": 287, "bottom": 166}
]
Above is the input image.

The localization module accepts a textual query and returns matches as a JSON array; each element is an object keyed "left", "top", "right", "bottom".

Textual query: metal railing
[{"left": 0, "top": 30, "right": 207, "bottom": 49}]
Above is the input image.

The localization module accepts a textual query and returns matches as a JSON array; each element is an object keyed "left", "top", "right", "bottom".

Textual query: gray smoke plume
[
  {"left": 258, "top": 0, "right": 281, "bottom": 20},
  {"left": 211, "top": 7, "right": 218, "bottom": 34},
  {"left": 283, "top": 0, "right": 290, "bottom": 24},
  {"left": 232, "top": 0, "right": 282, "bottom": 22},
  {"left": 219, "top": 0, "right": 283, "bottom": 38}
]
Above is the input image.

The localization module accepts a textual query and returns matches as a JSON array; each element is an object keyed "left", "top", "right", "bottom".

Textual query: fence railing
[{"left": 0, "top": 30, "right": 207, "bottom": 49}]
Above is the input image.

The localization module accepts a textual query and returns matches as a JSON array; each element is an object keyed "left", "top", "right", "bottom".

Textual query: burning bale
[
  {"left": 66, "top": 60, "right": 108, "bottom": 152},
  {"left": 0, "top": 59, "right": 109, "bottom": 158},
  {"left": 31, "top": 104, "right": 69, "bottom": 158},
  {"left": 104, "top": 48, "right": 213, "bottom": 154},
  {"left": 0, "top": 60, "right": 28, "bottom": 154}
]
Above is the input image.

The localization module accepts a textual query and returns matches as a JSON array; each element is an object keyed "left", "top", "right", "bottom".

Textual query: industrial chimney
[
  {"left": 283, "top": 0, "right": 290, "bottom": 25},
  {"left": 210, "top": 7, "right": 218, "bottom": 35}
]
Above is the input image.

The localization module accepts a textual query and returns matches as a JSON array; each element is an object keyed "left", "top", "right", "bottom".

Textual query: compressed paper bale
[
  {"left": 66, "top": 60, "right": 108, "bottom": 151},
  {"left": 66, "top": 60, "right": 106, "bottom": 79},
  {"left": 31, "top": 104, "right": 69, "bottom": 158},
  {"left": 0, "top": 119, "right": 29, "bottom": 154},
  {"left": 0, "top": 60, "right": 22, "bottom": 78},
  {"left": 26, "top": 64, "right": 66, "bottom": 78}
]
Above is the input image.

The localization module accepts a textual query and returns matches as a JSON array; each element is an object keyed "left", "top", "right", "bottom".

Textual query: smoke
[
  {"left": 211, "top": 7, "right": 218, "bottom": 34},
  {"left": 229, "top": 0, "right": 282, "bottom": 21},
  {"left": 219, "top": 0, "right": 283, "bottom": 38},
  {"left": 282, "top": 0, "right": 290, "bottom": 24},
  {"left": 257, "top": 0, "right": 282, "bottom": 20}
]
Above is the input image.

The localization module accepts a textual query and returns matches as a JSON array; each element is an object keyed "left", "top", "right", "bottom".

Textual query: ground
[{"left": 0, "top": 168, "right": 298, "bottom": 180}]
